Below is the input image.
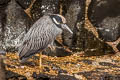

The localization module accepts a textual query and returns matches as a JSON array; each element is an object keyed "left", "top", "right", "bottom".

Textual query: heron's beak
[{"left": 62, "top": 24, "right": 73, "bottom": 34}]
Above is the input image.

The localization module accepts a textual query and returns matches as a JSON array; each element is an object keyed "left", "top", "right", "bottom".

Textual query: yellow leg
[{"left": 39, "top": 53, "right": 42, "bottom": 69}]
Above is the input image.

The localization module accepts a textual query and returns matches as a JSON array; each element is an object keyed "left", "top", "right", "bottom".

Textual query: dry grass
[{"left": 5, "top": 52, "right": 120, "bottom": 79}]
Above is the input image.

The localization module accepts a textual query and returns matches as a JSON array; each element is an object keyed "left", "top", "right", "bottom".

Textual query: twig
[{"left": 24, "top": 0, "right": 36, "bottom": 18}]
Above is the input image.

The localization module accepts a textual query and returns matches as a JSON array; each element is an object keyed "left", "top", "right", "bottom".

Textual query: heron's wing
[
  {"left": 18, "top": 37, "right": 43, "bottom": 60},
  {"left": 18, "top": 16, "right": 53, "bottom": 60}
]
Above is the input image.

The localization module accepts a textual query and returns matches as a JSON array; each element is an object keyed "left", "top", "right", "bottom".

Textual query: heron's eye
[{"left": 50, "top": 15, "right": 63, "bottom": 24}]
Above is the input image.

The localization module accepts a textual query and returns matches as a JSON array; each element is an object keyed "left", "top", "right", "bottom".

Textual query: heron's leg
[{"left": 39, "top": 52, "right": 42, "bottom": 69}]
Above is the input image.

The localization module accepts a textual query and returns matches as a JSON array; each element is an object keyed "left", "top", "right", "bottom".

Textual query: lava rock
[
  {"left": 78, "top": 71, "right": 120, "bottom": 80},
  {"left": 75, "top": 25, "right": 114, "bottom": 56},
  {"left": 99, "top": 62, "right": 120, "bottom": 68},
  {"left": 62, "top": 0, "right": 114, "bottom": 56},
  {"left": 32, "top": 72, "right": 50, "bottom": 80},
  {"left": 16, "top": 0, "right": 32, "bottom": 9},
  {"left": 0, "top": 0, "right": 10, "bottom": 5},
  {"left": 56, "top": 74, "right": 78, "bottom": 80},
  {"left": 0, "top": 1, "right": 7, "bottom": 50},
  {"left": 31, "top": 0, "right": 60, "bottom": 21},
  {"left": 0, "top": 0, "right": 32, "bottom": 51},
  {"left": 63, "top": 0, "right": 85, "bottom": 47},
  {"left": 6, "top": 71, "right": 27, "bottom": 80},
  {"left": 88, "top": 0, "right": 120, "bottom": 41},
  {"left": 102, "top": 74, "right": 120, "bottom": 80}
]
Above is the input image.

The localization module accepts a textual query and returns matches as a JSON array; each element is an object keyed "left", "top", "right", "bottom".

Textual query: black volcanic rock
[
  {"left": 0, "top": 0, "right": 32, "bottom": 51},
  {"left": 16, "top": 0, "right": 32, "bottom": 9},
  {"left": 88, "top": 0, "right": 120, "bottom": 41}
]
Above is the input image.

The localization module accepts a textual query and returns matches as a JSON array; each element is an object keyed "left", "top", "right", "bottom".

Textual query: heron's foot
[{"left": 48, "top": 45, "right": 56, "bottom": 51}]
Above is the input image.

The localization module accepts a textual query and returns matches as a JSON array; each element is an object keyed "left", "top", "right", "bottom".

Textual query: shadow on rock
[
  {"left": 32, "top": 72, "right": 78, "bottom": 80},
  {"left": 6, "top": 70, "right": 27, "bottom": 80},
  {"left": 77, "top": 59, "right": 93, "bottom": 65},
  {"left": 43, "top": 47, "right": 72, "bottom": 57},
  {"left": 77, "top": 70, "right": 120, "bottom": 80},
  {"left": 99, "top": 62, "right": 120, "bottom": 68},
  {"left": 79, "top": 27, "right": 115, "bottom": 56}
]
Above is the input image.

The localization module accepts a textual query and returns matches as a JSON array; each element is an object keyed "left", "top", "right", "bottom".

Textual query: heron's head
[{"left": 50, "top": 14, "right": 73, "bottom": 34}]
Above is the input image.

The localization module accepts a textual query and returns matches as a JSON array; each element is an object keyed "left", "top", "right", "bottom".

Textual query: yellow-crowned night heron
[{"left": 18, "top": 14, "right": 73, "bottom": 68}]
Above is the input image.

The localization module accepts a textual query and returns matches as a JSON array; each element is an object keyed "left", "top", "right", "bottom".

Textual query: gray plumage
[{"left": 18, "top": 14, "right": 73, "bottom": 62}]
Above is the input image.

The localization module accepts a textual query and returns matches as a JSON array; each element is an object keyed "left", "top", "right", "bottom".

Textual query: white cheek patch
[{"left": 53, "top": 18, "right": 60, "bottom": 25}]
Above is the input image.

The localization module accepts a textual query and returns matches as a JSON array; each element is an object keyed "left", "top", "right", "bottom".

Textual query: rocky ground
[
  {"left": 1, "top": 0, "right": 120, "bottom": 80},
  {"left": 4, "top": 51, "right": 120, "bottom": 80},
  {"left": 4, "top": 6, "right": 120, "bottom": 80}
]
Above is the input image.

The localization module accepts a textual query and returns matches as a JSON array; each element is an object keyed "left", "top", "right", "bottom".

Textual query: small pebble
[
  {"left": 25, "top": 72, "right": 31, "bottom": 77},
  {"left": 58, "top": 69, "right": 67, "bottom": 74},
  {"left": 44, "top": 67, "right": 50, "bottom": 72},
  {"left": 32, "top": 72, "right": 37, "bottom": 78},
  {"left": 74, "top": 74, "right": 85, "bottom": 80},
  {"left": 20, "top": 66, "right": 25, "bottom": 68}
]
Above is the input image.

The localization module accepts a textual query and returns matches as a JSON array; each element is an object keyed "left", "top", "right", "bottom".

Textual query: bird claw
[{"left": 48, "top": 45, "right": 56, "bottom": 51}]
